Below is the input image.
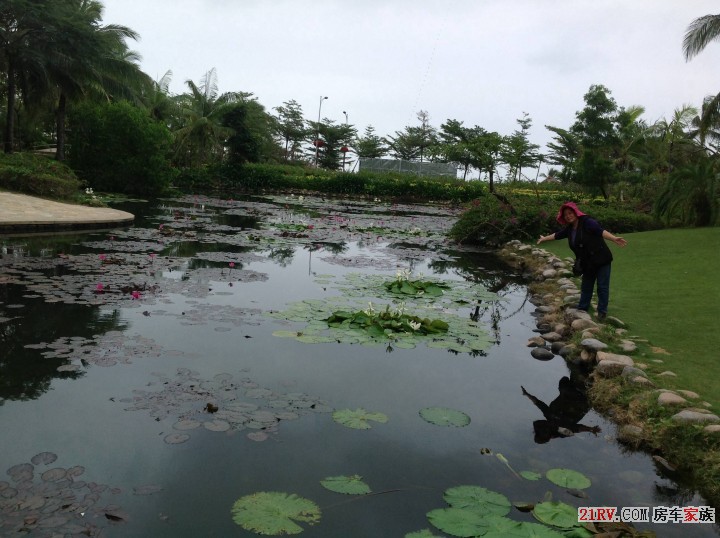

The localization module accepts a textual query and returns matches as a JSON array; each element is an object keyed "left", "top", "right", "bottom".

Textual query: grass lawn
[{"left": 539, "top": 227, "right": 720, "bottom": 411}]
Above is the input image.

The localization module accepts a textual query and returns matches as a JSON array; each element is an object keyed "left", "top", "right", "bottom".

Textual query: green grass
[{"left": 540, "top": 227, "right": 720, "bottom": 410}]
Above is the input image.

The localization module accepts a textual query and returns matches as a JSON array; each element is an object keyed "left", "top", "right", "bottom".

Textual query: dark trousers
[{"left": 578, "top": 263, "right": 611, "bottom": 314}]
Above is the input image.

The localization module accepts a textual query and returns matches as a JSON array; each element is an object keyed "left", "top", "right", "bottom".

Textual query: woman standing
[{"left": 537, "top": 202, "right": 627, "bottom": 321}]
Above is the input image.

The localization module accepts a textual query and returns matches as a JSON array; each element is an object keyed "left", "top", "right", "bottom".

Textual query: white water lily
[
  {"left": 408, "top": 321, "right": 421, "bottom": 331},
  {"left": 363, "top": 302, "right": 375, "bottom": 316},
  {"left": 396, "top": 269, "right": 411, "bottom": 281}
]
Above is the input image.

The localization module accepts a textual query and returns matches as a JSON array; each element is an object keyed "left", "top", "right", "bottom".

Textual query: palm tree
[
  {"left": 683, "top": 14, "right": 720, "bottom": 146},
  {"left": 172, "top": 68, "right": 242, "bottom": 167},
  {"left": 654, "top": 158, "right": 719, "bottom": 226}
]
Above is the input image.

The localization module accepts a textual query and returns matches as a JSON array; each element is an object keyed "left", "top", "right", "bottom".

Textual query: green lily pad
[
  {"left": 405, "top": 530, "right": 444, "bottom": 538},
  {"left": 426, "top": 507, "right": 488, "bottom": 537},
  {"left": 231, "top": 491, "right": 321, "bottom": 535},
  {"left": 320, "top": 475, "right": 371, "bottom": 495},
  {"left": 532, "top": 501, "right": 578, "bottom": 529},
  {"left": 443, "top": 485, "right": 511, "bottom": 517},
  {"left": 520, "top": 471, "right": 542, "bottom": 481},
  {"left": 545, "top": 468, "right": 591, "bottom": 489},
  {"left": 419, "top": 407, "right": 471, "bottom": 427},
  {"left": 272, "top": 330, "right": 300, "bottom": 338},
  {"left": 332, "top": 408, "right": 388, "bottom": 429}
]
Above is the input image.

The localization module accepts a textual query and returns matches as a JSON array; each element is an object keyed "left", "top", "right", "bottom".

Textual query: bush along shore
[{"left": 499, "top": 240, "right": 720, "bottom": 509}]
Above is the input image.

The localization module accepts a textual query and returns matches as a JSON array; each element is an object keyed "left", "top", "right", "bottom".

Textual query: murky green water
[{"left": 0, "top": 195, "right": 715, "bottom": 537}]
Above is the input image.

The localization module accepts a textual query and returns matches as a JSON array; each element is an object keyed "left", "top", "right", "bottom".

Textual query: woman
[{"left": 537, "top": 201, "right": 627, "bottom": 321}]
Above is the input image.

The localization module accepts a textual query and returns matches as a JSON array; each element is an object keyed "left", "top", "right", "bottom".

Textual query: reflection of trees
[
  {"left": 266, "top": 246, "right": 296, "bottom": 267},
  {"left": 0, "top": 284, "right": 128, "bottom": 402},
  {"left": 429, "top": 251, "right": 526, "bottom": 345}
]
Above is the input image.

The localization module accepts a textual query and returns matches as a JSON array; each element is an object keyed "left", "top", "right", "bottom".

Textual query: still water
[{"left": 0, "top": 195, "right": 715, "bottom": 537}]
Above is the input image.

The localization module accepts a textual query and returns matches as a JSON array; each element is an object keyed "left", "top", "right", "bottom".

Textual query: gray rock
[
  {"left": 658, "top": 392, "right": 687, "bottom": 406},
  {"left": 527, "top": 336, "right": 546, "bottom": 347},
  {"left": 677, "top": 390, "right": 700, "bottom": 399},
  {"left": 630, "top": 376, "right": 654, "bottom": 386},
  {"left": 542, "top": 269, "right": 558, "bottom": 279},
  {"left": 572, "top": 318, "right": 599, "bottom": 331},
  {"left": 617, "top": 424, "right": 644, "bottom": 443},
  {"left": 658, "top": 371, "right": 677, "bottom": 377},
  {"left": 622, "top": 366, "right": 647, "bottom": 379},
  {"left": 541, "top": 331, "right": 563, "bottom": 342},
  {"left": 672, "top": 410, "right": 720, "bottom": 424},
  {"left": 705, "top": 425, "right": 720, "bottom": 433},
  {"left": 595, "top": 360, "right": 626, "bottom": 377},
  {"left": 530, "top": 347, "right": 555, "bottom": 361},
  {"left": 558, "top": 344, "right": 576, "bottom": 358},
  {"left": 581, "top": 338, "right": 608, "bottom": 351},
  {"left": 619, "top": 340, "right": 637, "bottom": 353},
  {"left": 551, "top": 341, "right": 567, "bottom": 354},
  {"left": 597, "top": 351, "right": 634, "bottom": 366},
  {"left": 535, "top": 305, "right": 556, "bottom": 313}
]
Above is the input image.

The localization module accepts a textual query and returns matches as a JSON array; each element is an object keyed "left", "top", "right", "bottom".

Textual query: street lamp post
[
  {"left": 341, "top": 111, "right": 349, "bottom": 171},
  {"left": 315, "top": 96, "right": 328, "bottom": 167}
]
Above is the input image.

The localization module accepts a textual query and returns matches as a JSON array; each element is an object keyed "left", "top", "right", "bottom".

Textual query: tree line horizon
[{"left": 1, "top": 1, "right": 718, "bottom": 224}]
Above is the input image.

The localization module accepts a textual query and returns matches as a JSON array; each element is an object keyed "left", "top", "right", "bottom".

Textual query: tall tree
[
  {"left": 501, "top": 112, "right": 540, "bottom": 181},
  {"left": 273, "top": 99, "right": 306, "bottom": 161},
  {"left": 571, "top": 85, "right": 622, "bottom": 198},
  {"left": 386, "top": 110, "right": 438, "bottom": 162},
  {"left": 173, "top": 68, "right": 239, "bottom": 167},
  {"left": 683, "top": 14, "right": 720, "bottom": 147},
  {"left": 308, "top": 119, "right": 356, "bottom": 170},
  {"left": 354, "top": 125, "right": 387, "bottom": 158}
]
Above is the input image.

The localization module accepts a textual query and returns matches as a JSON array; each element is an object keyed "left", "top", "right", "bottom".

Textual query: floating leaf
[
  {"left": 31, "top": 452, "right": 57, "bottom": 466},
  {"left": 272, "top": 330, "right": 301, "bottom": 338},
  {"left": 419, "top": 407, "right": 471, "bottom": 427},
  {"left": 545, "top": 469, "right": 591, "bottom": 490},
  {"left": 520, "top": 471, "right": 542, "bottom": 481},
  {"left": 231, "top": 491, "right": 321, "bottom": 535},
  {"left": 532, "top": 501, "right": 579, "bottom": 529},
  {"left": 320, "top": 475, "right": 371, "bottom": 495},
  {"left": 426, "top": 507, "right": 489, "bottom": 537},
  {"left": 332, "top": 408, "right": 388, "bottom": 429},
  {"left": 405, "top": 529, "right": 444, "bottom": 538},
  {"left": 164, "top": 433, "right": 190, "bottom": 444},
  {"left": 443, "top": 485, "right": 511, "bottom": 517}
]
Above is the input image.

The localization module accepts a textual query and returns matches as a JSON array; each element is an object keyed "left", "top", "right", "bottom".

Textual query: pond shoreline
[{"left": 497, "top": 240, "right": 720, "bottom": 510}]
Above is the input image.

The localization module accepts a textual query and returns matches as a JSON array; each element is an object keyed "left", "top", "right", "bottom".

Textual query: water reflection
[{"left": 521, "top": 375, "right": 601, "bottom": 444}]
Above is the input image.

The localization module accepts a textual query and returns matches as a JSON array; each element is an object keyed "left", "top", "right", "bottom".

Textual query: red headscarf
[{"left": 556, "top": 201, "right": 586, "bottom": 225}]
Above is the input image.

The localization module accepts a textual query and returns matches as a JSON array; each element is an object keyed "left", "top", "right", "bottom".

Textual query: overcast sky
[{"left": 101, "top": 0, "right": 719, "bottom": 175}]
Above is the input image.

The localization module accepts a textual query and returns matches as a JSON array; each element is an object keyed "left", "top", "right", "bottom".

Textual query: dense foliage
[
  {"left": 67, "top": 101, "right": 174, "bottom": 195},
  {"left": 0, "top": 153, "right": 80, "bottom": 199},
  {"left": 449, "top": 192, "right": 661, "bottom": 247}
]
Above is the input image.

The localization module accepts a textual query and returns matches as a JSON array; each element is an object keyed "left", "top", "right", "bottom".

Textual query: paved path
[{"left": 0, "top": 191, "right": 134, "bottom": 233}]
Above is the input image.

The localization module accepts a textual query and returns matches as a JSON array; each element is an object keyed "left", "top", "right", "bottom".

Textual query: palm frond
[{"left": 683, "top": 14, "right": 720, "bottom": 61}]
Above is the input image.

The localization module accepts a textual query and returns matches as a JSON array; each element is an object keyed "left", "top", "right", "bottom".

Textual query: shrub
[
  {"left": 0, "top": 153, "right": 81, "bottom": 199},
  {"left": 68, "top": 101, "right": 174, "bottom": 196},
  {"left": 449, "top": 194, "right": 662, "bottom": 247}
]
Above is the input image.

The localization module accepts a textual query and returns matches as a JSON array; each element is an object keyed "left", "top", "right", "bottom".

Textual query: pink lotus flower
[
  {"left": 99, "top": 254, "right": 106, "bottom": 261},
  {"left": 96, "top": 283, "right": 104, "bottom": 292},
  {"left": 149, "top": 253, "right": 156, "bottom": 261},
  {"left": 159, "top": 224, "right": 164, "bottom": 230},
  {"left": 131, "top": 290, "right": 140, "bottom": 300},
  {"left": 229, "top": 262, "right": 235, "bottom": 269},
  {"left": 307, "top": 225, "right": 314, "bottom": 230}
]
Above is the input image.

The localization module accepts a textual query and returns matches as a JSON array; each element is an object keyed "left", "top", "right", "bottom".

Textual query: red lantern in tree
[
  {"left": 340, "top": 146, "right": 349, "bottom": 153},
  {"left": 313, "top": 139, "right": 325, "bottom": 148}
]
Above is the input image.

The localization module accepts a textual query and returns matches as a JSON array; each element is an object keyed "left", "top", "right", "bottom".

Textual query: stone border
[{"left": 499, "top": 240, "right": 720, "bottom": 442}]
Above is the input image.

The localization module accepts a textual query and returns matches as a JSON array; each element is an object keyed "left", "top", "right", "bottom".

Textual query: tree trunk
[
  {"left": 4, "top": 62, "right": 16, "bottom": 154},
  {"left": 488, "top": 169, "right": 495, "bottom": 193},
  {"left": 55, "top": 93, "right": 67, "bottom": 161}
]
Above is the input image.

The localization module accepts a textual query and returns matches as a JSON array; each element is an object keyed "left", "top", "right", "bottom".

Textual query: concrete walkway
[{"left": 0, "top": 192, "right": 134, "bottom": 233}]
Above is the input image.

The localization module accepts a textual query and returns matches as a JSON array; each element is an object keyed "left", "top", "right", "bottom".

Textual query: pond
[{"left": 0, "top": 194, "right": 715, "bottom": 537}]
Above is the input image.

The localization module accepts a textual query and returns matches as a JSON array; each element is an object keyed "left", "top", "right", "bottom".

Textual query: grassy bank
[{"left": 539, "top": 226, "right": 720, "bottom": 410}]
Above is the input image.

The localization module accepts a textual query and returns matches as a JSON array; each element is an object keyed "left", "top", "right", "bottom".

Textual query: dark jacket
[{"left": 557, "top": 216, "right": 613, "bottom": 273}]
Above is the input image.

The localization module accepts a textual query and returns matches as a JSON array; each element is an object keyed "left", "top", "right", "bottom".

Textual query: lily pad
[
  {"left": 320, "top": 475, "right": 371, "bottom": 495},
  {"left": 545, "top": 468, "right": 591, "bottom": 489},
  {"left": 426, "top": 507, "right": 489, "bottom": 537},
  {"left": 332, "top": 408, "right": 388, "bottom": 429},
  {"left": 532, "top": 501, "right": 579, "bottom": 529},
  {"left": 30, "top": 451, "right": 58, "bottom": 466},
  {"left": 405, "top": 530, "right": 444, "bottom": 538},
  {"left": 231, "top": 491, "right": 321, "bottom": 535},
  {"left": 520, "top": 471, "right": 542, "bottom": 481},
  {"left": 443, "top": 485, "right": 511, "bottom": 517},
  {"left": 419, "top": 407, "right": 471, "bottom": 427}
]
